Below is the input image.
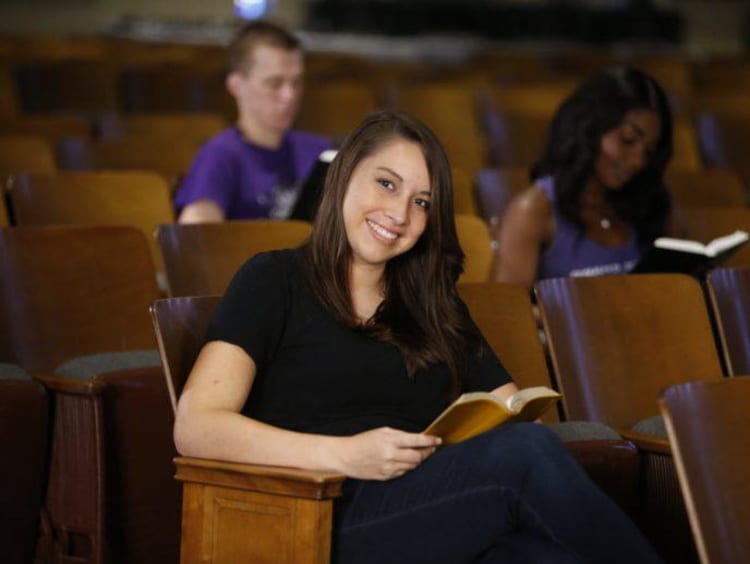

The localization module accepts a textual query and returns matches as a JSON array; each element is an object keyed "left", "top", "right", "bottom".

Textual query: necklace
[{"left": 600, "top": 217, "right": 612, "bottom": 230}]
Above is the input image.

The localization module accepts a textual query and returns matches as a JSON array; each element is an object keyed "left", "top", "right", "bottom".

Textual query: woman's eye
[
  {"left": 378, "top": 179, "right": 395, "bottom": 190},
  {"left": 415, "top": 198, "right": 431, "bottom": 210}
]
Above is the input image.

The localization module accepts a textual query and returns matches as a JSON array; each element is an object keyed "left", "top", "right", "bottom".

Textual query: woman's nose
[{"left": 385, "top": 195, "right": 410, "bottom": 225}]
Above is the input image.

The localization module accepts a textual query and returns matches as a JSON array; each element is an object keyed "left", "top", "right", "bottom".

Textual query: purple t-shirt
[
  {"left": 537, "top": 176, "right": 642, "bottom": 280},
  {"left": 174, "top": 127, "right": 332, "bottom": 219}
]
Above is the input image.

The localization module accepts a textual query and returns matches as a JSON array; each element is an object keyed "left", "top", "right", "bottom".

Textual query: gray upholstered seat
[
  {"left": 0, "top": 362, "right": 32, "bottom": 380},
  {"left": 54, "top": 349, "right": 161, "bottom": 379}
]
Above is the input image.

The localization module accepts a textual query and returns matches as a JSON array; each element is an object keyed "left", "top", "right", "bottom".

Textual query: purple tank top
[{"left": 536, "top": 177, "right": 642, "bottom": 280}]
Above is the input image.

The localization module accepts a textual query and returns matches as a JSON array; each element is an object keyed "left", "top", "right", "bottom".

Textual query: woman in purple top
[{"left": 495, "top": 67, "right": 680, "bottom": 288}]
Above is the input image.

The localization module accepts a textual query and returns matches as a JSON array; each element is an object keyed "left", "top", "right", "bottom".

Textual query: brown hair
[
  {"left": 302, "top": 110, "right": 479, "bottom": 397},
  {"left": 228, "top": 20, "right": 301, "bottom": 74}
]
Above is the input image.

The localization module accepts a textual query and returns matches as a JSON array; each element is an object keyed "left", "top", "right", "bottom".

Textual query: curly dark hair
[{"left": 530, "top": 67, "right": 674, "bottom": 247}]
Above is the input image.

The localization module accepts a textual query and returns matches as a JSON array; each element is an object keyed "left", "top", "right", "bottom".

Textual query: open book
[
  {"left": 423, "top": 386, "right": 562, "bottom": 445},
  {"left": 630, "top": 230, "right": 749, "bottom": 277}
]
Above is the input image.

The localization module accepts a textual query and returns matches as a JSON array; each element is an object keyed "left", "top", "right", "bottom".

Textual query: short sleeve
[
  {"left": 174, "top": 144, "right": 236, "bottom": 214},
  {"left": 205, "top": 252, "right": 289, "bottom": 370}
]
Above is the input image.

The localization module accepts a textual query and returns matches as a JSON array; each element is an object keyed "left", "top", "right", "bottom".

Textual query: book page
[
  {"left": 654, "top": 231, "right": 749, "bottom": 258},
  {"left": 654, "top": 237, "right": 709, "bottom": 255},
  {"left": 705, "top": 230, "right": 749, "bottom": 256},
  {"left": 504, "top": 387, "right": 562, "bottom": 424},
  {"left": 423, "top": 394, "right": 510, "bottom": 445}
]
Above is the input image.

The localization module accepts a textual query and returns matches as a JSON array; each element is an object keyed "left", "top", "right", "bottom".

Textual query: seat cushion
[{"left": 54, "top": 350, "right": 161, "bottom": 379}]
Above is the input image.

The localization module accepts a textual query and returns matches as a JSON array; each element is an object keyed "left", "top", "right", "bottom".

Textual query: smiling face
[
  {"left": 593, "top": 108, "right": 661, "bottom": 190},
  {"left": 342, "top": 138, "right": 432, "bottom": 275}
]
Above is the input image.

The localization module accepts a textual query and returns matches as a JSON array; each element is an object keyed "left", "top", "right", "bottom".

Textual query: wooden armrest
[
  {"left": 32, "top": 371, "right": 105, "bottom": 395},
  {"left": 174, "top": 456, "right": 346, "bottom": 500},
  {"left": 619, "top": 429, "right": 672, "bottom": 455}
]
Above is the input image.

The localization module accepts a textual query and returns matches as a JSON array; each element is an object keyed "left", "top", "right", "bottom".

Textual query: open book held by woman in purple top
[
  {"left": 495, "top": 67, "right": 682, "bottom": 289},
  {"left": 174, "top": 20, "right": 332, "bottom": 223}
]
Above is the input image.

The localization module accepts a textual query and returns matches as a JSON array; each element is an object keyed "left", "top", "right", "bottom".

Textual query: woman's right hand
[{"left": 332, "top": 427, "right": 442, "bottom": 481}]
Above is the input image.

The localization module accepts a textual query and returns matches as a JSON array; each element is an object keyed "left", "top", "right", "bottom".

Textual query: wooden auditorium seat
[
  {"left": 672, "top": 119, "right": 702, "bottom": 171},
  {"left": 0, "top": 225, "right": 178, "bottom": 563},
  {"left": 150, "top": 296, "right": 345, "bottom": 564},
  {"left": 0, "top": 62, "right": 20, "bottom": 118},
  {"left": 473, "top": 166, "right": 528, "bottom": 227},
  {"left": 535, "top": 273, "right": 724, "bottom": 429},
  {"left": 697, "top": 112, "right": 750, "bottom": 192},
  {"left": 391, "top": 80, "right": 490, "bottom": 180},
  {"left": 156, "top": 220, "right": 313, "bottom": 297},
  {"left": 706, "top": 266, "right": 750, "bottom": 376},
  {"left": 659, "top": 378, "right": 750, "bottom": 564},
  {"left": 488, "top": 79, "right": 576, "bottom": 119},
  {"left": 455, "top": 214, "right": 493, "bottom": 283},
  {"left": 98, "top": 112, "right": 229, "bottom": 147},
  {"left": 0, "top": 364, "right": 49, "bottom": 564},
  {"left": 296, "top": 79, "right": 380, "bottom": 140},
  {"left": 457, "top": 281, "right": 649, "bottom": 524},
  {"left": 14, "top": 59, "right": 119, "bottom": 115},
  {"left": 535, "top": 273, "right": 723, "bottom": 563},
  {"left": 484, "top": 111, "right": 549, "bottom": 167},
  {"left": 7, "top": 170, "right": 175, "bottom": 275},
  {"left": 87, "top": 135, "right": 199, "bottom": 184},
  {"left": 0, "top": 134, "right": 56, "bottom": 175},
  {"left": 665, "top": 168, "right": 746, "bottom": 209},
  {"left": 0, "top": 114, "right": 93, "bottom": 144},
  {"left": 0, "top": 190, "right": 8, "bottom": 226},
  {"left": 456, "top": 283, "right": 559, "bottom": 421},
  {"left": 117, "top": 62, "right": 233, "bottom": 118}
]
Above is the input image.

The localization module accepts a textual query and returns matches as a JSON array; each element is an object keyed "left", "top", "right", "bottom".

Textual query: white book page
[
  {"left": 705, "top": 230, "right": 749, "bottom": 256},
  {"left": 654, "top": 237, "right": 710, "bottom": 255},
  {"left": 654, "top": 231, "right": 748, "bottom": 257}
]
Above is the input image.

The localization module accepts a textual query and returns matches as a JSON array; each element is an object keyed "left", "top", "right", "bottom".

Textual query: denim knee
[{"left": 480, "top": 422, "right": 564, "bottom": 459}]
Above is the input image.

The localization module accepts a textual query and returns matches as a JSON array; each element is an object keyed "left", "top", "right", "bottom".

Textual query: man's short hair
[{"left": 228, "top": 20, "right": 302, "bottom": 73}]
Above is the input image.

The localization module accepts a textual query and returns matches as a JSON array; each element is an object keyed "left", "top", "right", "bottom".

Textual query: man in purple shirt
[{"left": 175, "top": 20, "right": 332, "bottom": 222}]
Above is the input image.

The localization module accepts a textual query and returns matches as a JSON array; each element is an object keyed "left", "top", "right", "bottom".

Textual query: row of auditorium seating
[
  {"left": 2, "top": 39, "right": 750, "bottom": 189},
  {"left": 2, "top": 169, "right": 750, "bottom": 286},
  {"left": 4, "top": 222, "right": 749, "bottom": 562},
  {"left": 151, "top": 274, "right": 750, "bottom": 563},
  {"left": 1, "top": 106, "right": 748, "bottom": 206}
]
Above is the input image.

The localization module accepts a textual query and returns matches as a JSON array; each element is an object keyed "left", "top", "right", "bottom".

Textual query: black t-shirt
[{"left": 206, "top": 249, "right": 513, "bottom": 435}]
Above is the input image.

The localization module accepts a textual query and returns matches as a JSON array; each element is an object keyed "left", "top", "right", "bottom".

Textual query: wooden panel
[
  {"left": 660, "top": 378, "right": 750, "bottom": 564},
  {"left": 455, "top": 214, "right": 492, "bottom": 283},
  {"left": 536, "top": 274, "right": 724, "bottom": 429},
  {"left": 176, "top": 457, "right": 343, "bottom": 564},
  {"left": 457, "top": 282, "right": 557, "bottom": 422},
  {"left": 156, "top": 220, "right": 312, "bottom": 297}
]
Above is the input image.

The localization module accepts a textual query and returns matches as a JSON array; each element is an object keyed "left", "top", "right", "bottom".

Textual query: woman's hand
[{"left": 332, "top": 427, "right": 442, "bottom": 481}]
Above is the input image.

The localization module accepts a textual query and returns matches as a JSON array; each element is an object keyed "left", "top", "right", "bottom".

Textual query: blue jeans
[{"left": 333, "top": 423, "right": 662, "bottom": 564}]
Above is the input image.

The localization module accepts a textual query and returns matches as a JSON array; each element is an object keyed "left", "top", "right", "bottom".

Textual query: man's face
[{"left": 229, "top": 44, "right": 304, "bottom": 136}]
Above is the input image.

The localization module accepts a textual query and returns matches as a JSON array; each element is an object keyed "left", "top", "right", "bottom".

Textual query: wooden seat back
[
  {"left": 7, "top": 171, "right": 175, "bottom": 272},
  {"left": 0, "top": 225, "right": 161, "bottom": 372},
  {"left": 458, "top": 282, "right": 557, "bottom": 422},
  {"left": 535, "top": 274, "right": 724, "bottom": 429},
  {"left": 706, "top": 266, "right": 750, "bottom": 375},
  {"left": 156, "top": 220, "right": 312, "bottom": 297},
  {"left": 659, "top": 377, "right": 750, "bottom": 564},
  {"left": 455, "top": 214, "right": 492, "bottom": 283}
]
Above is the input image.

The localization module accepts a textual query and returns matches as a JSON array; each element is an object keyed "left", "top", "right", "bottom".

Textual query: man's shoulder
[{"left": 287, "top": 130, "right": 333, "bottom": 151}]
